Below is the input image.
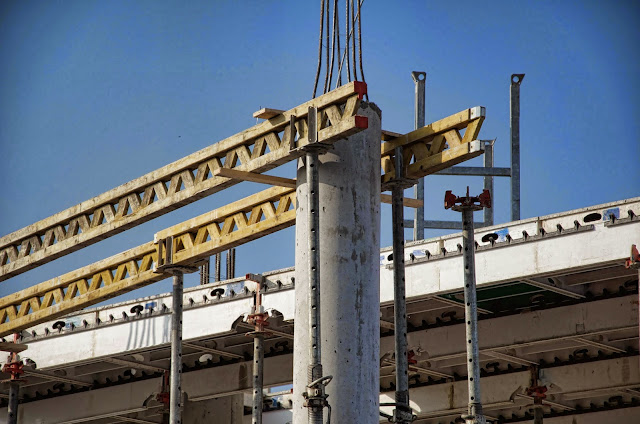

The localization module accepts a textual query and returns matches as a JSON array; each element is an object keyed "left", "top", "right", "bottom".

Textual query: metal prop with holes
[{"left": 445, "top": 187, "right": 492, "bottom": 424}]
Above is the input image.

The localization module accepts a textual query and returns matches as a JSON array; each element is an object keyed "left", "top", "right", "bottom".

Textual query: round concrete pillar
[{"left": 293, "top": 103, "right": 381, "bottom": 423}]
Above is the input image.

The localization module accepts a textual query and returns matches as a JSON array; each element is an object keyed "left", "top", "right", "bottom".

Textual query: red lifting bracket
[
  {"left": 353, "top": 81, "right": 367, "bottom": 100},
  {"left": 444, "top": 186, "right": 492, "bottom": 212}
]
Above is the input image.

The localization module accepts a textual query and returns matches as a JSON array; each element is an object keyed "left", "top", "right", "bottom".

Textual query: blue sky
[{"left": 1, "top": 0, "right": 638, "bottom": 300}]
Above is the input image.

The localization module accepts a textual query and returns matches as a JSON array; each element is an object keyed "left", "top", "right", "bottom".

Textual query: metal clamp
[
  {"left": 444, "top": 187, "right": 491, "bottom": 212},
  {"left": 379, "top": 402, "right": 417, "bottom": 423},
  {"left": 303, "top": 375, "right": 333, "bottom": 408}
]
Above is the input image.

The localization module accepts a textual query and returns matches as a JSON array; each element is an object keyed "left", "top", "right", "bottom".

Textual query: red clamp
[
  {"left": 407, "top": 350, "right": 418, "bottom": 365},
  {"left": 526, "top": 385, "right": 548, "bottom": 405},
  {"left": 2, "top": 360, "right": 24, "bottom": 380},
  {"left": 156, "top": 372, "right": 170, "bottom": 408},
  {"left": 444, "top": 187, "right": 491, "bottom": 212},
  {"left": 625, "top": 245, "right": 640, "bottom": 269}
]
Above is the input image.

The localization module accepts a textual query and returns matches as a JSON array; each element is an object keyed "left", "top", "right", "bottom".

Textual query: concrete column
[
  {"left": 293, "top": 103, "right": 381, "bottom": 423},
  {"left": 183, "top": 394, "right": 243, "bottom": 424}
]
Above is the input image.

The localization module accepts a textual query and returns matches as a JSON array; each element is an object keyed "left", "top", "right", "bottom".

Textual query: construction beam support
[
  {"left": 0, "top": 82, "right": 368, "bottom": 282},
  {"left": 0, "top": 186, "right": 297, "bottom": 337}
]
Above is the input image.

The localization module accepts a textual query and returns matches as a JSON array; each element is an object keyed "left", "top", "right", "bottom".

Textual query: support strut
[
  {"left": 389, "top": 146, "right": 417, "bottom": 423},
  {"left": 510, "top": 74, "right": 524, "bottom": 221},
  {"left": 411, "top": 71, "right": 426, "bottom": 242},
  {"left": 154, "top": 243, "right": 197, "bottom": 424},
  {"left": 445, "top": 187, "right": 491, "bottom": 424},
  {"left": 2, "top": 334, "right": 24, "bottom": 424}
]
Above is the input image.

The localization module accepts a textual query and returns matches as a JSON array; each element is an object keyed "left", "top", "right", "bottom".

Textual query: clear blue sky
[{"left": 1, "top": 0, "right": 638, "bottom": 300}]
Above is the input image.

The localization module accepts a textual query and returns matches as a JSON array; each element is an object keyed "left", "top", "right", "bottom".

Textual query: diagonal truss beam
[
  {"left": 380, "top": 106, "right": 485, "bottom": 189},
  {"left": 0, "top": 82, "right": 367, "bottom": 282},
  {"left": 0, "top": 186, "right": 296, "bottom": 337}
]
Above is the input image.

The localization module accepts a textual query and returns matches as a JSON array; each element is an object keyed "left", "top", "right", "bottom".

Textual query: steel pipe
[
  {"left": 510, "top": 74, "right": 524, "bottom": 221},
  {"left": 252, "top": 334, "right": 264, "bottom": 424},
  {"left": 461, "top": 208, "right": 485, "bottom": 423},
  {"left": 483, "top": 142, "right": 494, "bottom": 227},
  {"left": 7, "top": 382, "right": 18, "bottom": 424},
  {"left": 170, "top": 271, "right": 184, "bottom": 424},
  {"left": 391, "top": 146, "right": 412, "bottom": 424},
  {"left": 412, "top": 71, "right": 426, "bottom": 242}
]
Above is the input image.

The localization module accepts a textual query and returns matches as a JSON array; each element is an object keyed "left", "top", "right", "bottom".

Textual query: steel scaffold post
[
  {"left": 411, "top": 71, "right": 426, "bottom": 241},
  {"left": 390, "top": 146, "right": 414, "bottom": 423},
  {"left": 444, "top": 187, "right": 491, "bottom": 424},
  {"left": 169, "top": 270, "right": 184, "bottom": 424},
  {"left": 482, "top": 141, "right": 494, "bottom": 227},
  {"left": 510, "top": 74, "right": 524, "bottom": 221}
]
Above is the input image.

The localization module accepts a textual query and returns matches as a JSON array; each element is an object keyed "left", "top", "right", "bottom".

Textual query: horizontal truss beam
[
  {"left": 0, "top": 186, "right": 296, "bottom": 337},
  {"left": 0, "top": 82, "right": 367, "bottom": 282}
]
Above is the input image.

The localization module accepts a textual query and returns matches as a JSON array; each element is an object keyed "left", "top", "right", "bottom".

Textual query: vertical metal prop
[
  {"left": 510, "top": 74, "right": 524, "bottom": 221},
  {"left": 7, "top": 382, "right": 18, "bottom": 424},
  {"left": 461, "top": 207, "right": 484, "bottom": 424},
  {"left": 411, "top": 71, "right": 426, "bottom": 241},
  {"left": 306, "top": 106, "right": 324, "bottom": 424},
  {"left": 445, "top": 188, "right": 491, "bottom": 424},
  {"left": 391, "top": 147, "right": 412, "bottom": 423},
  {"left": 253, "top": 334, "right": 264, "bottom": 424},
  {"left": 246, "top": 273, "right": 269, "bottom": 424},
  {"left": 483, "top": 141, "right": 494, "bottom": 227},
  {"left": 169, "top": 271, "right": 184, "bottom": 424}
]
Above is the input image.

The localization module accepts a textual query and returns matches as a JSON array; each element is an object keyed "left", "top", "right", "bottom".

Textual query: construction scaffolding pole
[
  {"left": 169, "top": 270, "right": 184, "bottom": 424},
  {"left": 390, "top": 147, "right": 414, "bottom": 423},
  {"left": 246, "top": 273, "right": 268, "bottom": 424},
  {"left": 510, "top": 74, "right": 524, "bottom": 221},
  {"left": 412, "top": 71, "right": 426, "bottom": 241},
  {"left": 444, "top": 187, "right": 491, "bottom": 424},
  {"left": 7, "top": 382, "right": 18, "bottom": 424}
]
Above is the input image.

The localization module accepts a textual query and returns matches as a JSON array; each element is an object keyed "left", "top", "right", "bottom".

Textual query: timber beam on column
[
  {"left": 0, "top": 82, "right": 368, "bottom": 281},
  {"left": 0, "top": 186, "right": 297, "bottom": 337}
]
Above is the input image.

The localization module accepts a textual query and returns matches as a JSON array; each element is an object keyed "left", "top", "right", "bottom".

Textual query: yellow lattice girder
[
  {"left": 380, "top": 106, "right": 485, "bottom": 188},
  {"left": 0, "top": 186, "right": 296, "bottom": 337},
  {"left": 0, "top": 82, "right": 367, "bottom": 282}
]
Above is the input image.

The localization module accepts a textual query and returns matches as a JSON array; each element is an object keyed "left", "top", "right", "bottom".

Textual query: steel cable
[{"left": 312, "top": 0, "right": 325, "bottom": 98}]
